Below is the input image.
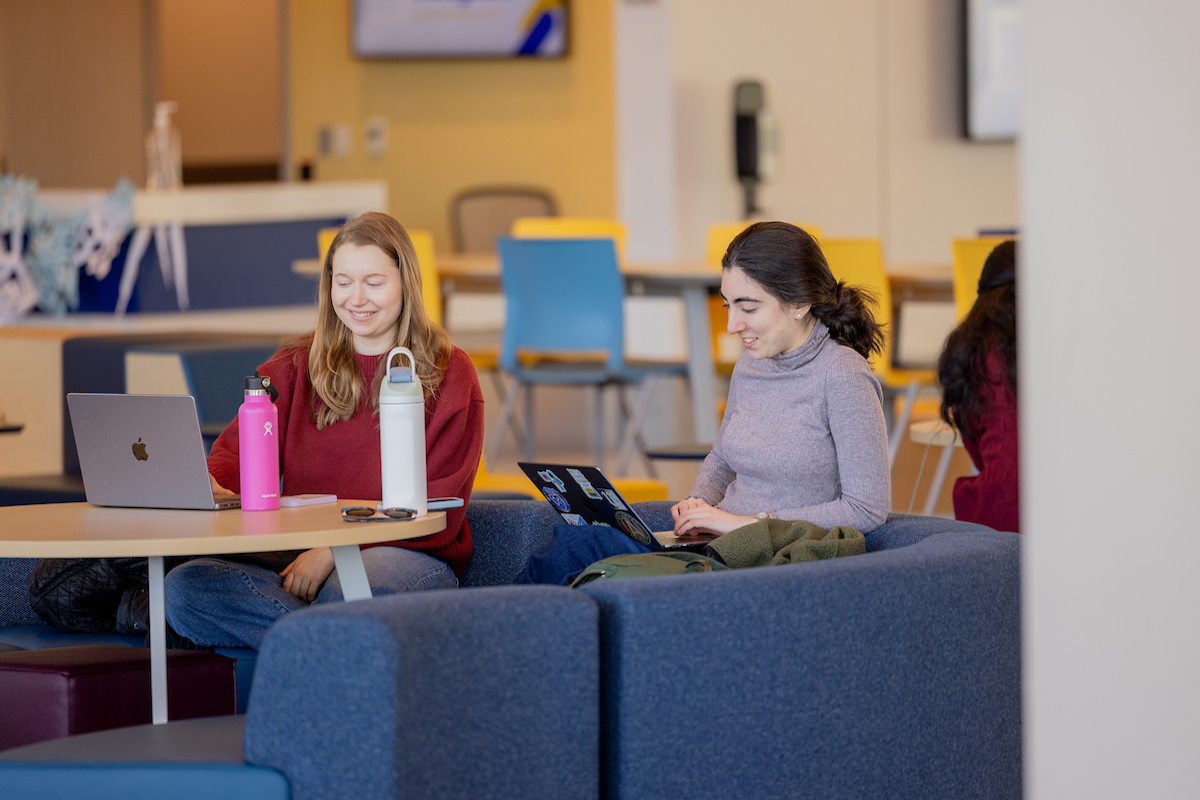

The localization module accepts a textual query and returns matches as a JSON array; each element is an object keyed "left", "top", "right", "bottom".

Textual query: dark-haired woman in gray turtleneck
[{"left": 519, "top": 222, "right": 890, "bottom": 585}]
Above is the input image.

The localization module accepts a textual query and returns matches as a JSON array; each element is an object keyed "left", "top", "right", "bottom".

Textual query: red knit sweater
[
  {"left": 207, "top": 340, "right": 484, "bottom": 576},
  {"left": 953, "top": 350, "right": 1019, "bottom": 533}
]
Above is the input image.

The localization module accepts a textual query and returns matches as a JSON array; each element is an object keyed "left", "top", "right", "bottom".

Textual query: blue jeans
[
  {"left": 517, "top": 524, "right": 652, "bottom": 586},
  {"left": 164, "top": 547, "right": 457, "bottom": 649}
]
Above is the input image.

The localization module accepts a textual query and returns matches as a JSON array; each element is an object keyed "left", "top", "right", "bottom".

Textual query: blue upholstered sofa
[{"left": 0, "top": 500, "right": 1022, "bottom": 800}]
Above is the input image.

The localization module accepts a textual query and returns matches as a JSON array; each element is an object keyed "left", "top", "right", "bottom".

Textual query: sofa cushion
[
  {"left": 580, "top": 525, "right": 1022, "bottom": 800},
  {"left": 461, "top": 499, "right": 562, "bottom": 586},
  {"left": 0, "top": 558, "right": 43, "bottom": 627},
  {"left": 0, "top": 763, "right": 287, "bottom": 800},
  {"left": 864, "top": 512, "right": 998, "bottom": 551},
  {"left": 0, "top": 716, "right": 287, "bottom": 800},
  {"left": 245, "top": 584, "right": 599, "bottom": 800}
]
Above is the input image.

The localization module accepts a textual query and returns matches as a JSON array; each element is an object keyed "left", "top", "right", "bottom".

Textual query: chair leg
[
  {"left": 522, "top": 384, "right": 535, "bottom": 461},
  {"left": 887, "top": 380, "right": 921, "bottom": 469},
  {"left": 615, "top": 381, "right": 659, "bottom": 479},
  {"left": 591, "top": 386, "right": 606, "bottom": 471},
  {"left": 489, "top": 371, "right": 527, "bottom": 445},
  {"left": 486, "top": 377, "right": 524, "bottom": 467},
  {"left": 922, "top": 442, "right": 957, "bottom": 517}
]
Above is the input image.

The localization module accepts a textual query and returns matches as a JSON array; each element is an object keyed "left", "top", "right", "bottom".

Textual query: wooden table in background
[{"left": 436, "top": 255, "right": 953, "bottom": 445}]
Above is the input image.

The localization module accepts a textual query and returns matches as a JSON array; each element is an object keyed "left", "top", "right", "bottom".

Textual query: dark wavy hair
[
  {"left": 723, "top": 221, "right": 884, "bottom": 359},
  {"left": 937, "top": 240, "right": 1017, "bottom": 442}
]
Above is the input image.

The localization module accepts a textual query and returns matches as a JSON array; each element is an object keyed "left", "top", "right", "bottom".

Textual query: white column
[
  {"left": 1023, "top": 2, "right": 1200, "bottom": 798},
  {"left": 614, "top": 0, "right": 679, "bottom": 262}
]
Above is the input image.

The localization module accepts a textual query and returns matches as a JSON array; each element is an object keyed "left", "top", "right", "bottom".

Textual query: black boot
[{"left": 115, "top": 586, "right": 150, "bottom": 636}]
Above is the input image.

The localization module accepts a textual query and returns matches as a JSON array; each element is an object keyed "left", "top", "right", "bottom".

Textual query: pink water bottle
[{"left": 238, "top": 372, "right": 280, "bottom": 511}]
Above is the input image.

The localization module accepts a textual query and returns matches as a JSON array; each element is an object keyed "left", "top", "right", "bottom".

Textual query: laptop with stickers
[
  {"left": 517, "top": 462, "right": 716, "bottom": 550},
  {"left": 67, "top": 393, "right": 241, "bottom": 511}
]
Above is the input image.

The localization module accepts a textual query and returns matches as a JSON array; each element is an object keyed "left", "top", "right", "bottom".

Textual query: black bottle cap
[{"left": 244, "top": 371, "right": 279, "bottom": 401}]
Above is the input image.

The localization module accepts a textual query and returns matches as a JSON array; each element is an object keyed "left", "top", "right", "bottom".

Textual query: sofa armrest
[
  {"left": 580, "top": 529, "right": 1022, "bottom": 800},
  {"left": 0, "top": 558, "right": 43, "bottom": 629},
  {"left": 462, "top": 500, "right": 562, "bottom": 586},
  {"left": 244, "top": 585, "right": 599, "bottom": 800}
]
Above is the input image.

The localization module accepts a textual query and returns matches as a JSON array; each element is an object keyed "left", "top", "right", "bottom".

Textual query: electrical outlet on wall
[
  {"left": 364, "top": 116, "right": 388, "bottom": 159},
  {"left": 317, "top": 124, "right": 352, "bottom": 159}
]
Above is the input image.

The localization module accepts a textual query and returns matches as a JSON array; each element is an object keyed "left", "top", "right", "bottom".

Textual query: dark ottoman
[{"left": 0, "top": 646, "right": 236, "bottom": 751}]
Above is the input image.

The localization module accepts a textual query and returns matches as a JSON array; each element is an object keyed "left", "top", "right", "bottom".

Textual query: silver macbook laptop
[{"left": 67, "top": 393, "right": 241, "bottom": 510}]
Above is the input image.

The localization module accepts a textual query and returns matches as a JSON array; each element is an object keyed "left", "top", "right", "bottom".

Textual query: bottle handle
[{"left": 385, "top": 347, "right": 417, "bottom": 384}]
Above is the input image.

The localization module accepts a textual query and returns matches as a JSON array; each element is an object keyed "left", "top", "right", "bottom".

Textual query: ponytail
[{"left": 810, "top": 281, "right": 885, "bottom": 360}]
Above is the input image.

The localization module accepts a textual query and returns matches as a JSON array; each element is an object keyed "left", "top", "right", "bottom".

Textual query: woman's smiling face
[
  {"left": 721, "top": 265, "right": 814, "bottom": 359},
  {"left": 330, "top": 243, "right": 403, "bottom": 355}
]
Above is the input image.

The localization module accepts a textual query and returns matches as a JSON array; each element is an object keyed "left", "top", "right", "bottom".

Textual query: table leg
[
  {"left": 331, "top": 544, "right": 372, "bottom": 601},
  {"left": 148, "top": 555, "right": 168, "bottom": 725},
  {"left": 922, "top": 443, "right": 958, "bottom": 517},
  {"left": 681, "top": 285, "right": 718, "bottom": 444}
]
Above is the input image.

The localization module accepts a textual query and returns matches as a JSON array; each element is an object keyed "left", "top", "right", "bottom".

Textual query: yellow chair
[
  {"left": 317, "top": 227, "right": 339, "bottom": 263},
  {"left": 952, "top": 237, "right": 1014, "bottom": 321},
  {"left": 820, "top": 237, "right": 936, "bottom": 470},
  {"left": 407, "top": 229, "right": 444, "bottom": 327},
  {"left": 512, "top": 217, "right": 629, "bottom": 262},
  {"left": 473, "top": 455, "right": 668, "bottom": 502},
  {"left": 704, "top": 221, "right": 824, "bottom": 268}
]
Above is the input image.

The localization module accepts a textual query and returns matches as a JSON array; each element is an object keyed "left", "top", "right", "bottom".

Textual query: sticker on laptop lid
[
  {"left": 567, "top": 468, "right": 602, "bottom": 500},
  {"left": 614, "top": 510, "right": 654, "bottom": 547},
  {"left": 561, "top": 513, "right": 586, "bottom": 526},
  {"left": 538, "top": 470, "right": 567, "bottom": 493},
  {"left": 602, "top": 489, "right": 626, "bottom": 510},
  {"left": 543, "top": 488, "right": 571, "bottom": 513}
]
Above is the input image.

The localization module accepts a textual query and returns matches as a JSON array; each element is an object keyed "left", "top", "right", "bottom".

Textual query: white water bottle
[{"left": 379, "top": 347, "right": 427, "bottom": 517}]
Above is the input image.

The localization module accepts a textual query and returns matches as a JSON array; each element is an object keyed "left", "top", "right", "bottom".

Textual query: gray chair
[{"left": 450, "top": 186, "right": 556, "bottom": 254}]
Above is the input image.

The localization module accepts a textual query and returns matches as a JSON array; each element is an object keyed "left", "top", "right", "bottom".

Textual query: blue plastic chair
[{"left": 489, "top": 237, "right": 684, "bottom": 473}]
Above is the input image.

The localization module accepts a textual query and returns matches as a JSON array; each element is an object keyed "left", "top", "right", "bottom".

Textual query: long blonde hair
[{"left": 307, "top": 212, "right": 452, "bottom": 429}]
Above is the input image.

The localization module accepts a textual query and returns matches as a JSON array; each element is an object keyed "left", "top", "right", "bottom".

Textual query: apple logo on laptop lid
[{"left": 132, "top": 438, "right": 149, "bottom": 461}]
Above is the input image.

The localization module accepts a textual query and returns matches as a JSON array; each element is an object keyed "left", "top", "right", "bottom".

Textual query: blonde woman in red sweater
[{"left": 165, "top": 213, "right": 484, "bottom": 649}]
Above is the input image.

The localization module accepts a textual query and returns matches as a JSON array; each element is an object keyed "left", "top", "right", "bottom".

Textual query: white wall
[
  {"left": 1023, "top": 1, "right": 1200, "bottom": 797},
  {"left": 665, "top": 0, "right": 1017, "bottom": 264},
  {"left": 615, "top": 0, "right": 679, "bottom": 261}
]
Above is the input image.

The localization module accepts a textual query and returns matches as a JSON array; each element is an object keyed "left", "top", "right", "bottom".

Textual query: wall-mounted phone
[{"left": 734, "top": 80, "right": 778, "bottom": 219}]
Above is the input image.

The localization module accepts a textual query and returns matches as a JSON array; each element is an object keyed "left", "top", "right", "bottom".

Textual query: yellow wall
[{"left": 288, "top": 0, "right": 614, "bottom": 252}]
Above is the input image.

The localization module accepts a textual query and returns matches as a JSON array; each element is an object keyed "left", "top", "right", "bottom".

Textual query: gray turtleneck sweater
[{"left": 690, "top": 320, "right": 891, "bottom": 532}]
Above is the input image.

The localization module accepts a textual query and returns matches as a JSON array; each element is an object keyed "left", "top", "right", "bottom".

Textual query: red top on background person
[{"left": 937, "top": 240, "right": 1019, "bottom": 533}]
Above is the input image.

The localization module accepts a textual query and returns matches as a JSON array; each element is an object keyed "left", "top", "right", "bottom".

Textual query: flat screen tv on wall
[
  {"left": 961, "top": 0, "right": 1020, "bottom": 141},
  {"left": 353, "top": 0, "right": 568, "bottom": 59}
]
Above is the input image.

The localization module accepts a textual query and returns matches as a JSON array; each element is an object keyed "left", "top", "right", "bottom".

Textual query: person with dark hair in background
[
  {"left": 937, "top": 239, "right": 1018, "bottom": 532},
  {"left": 520, "top": 221, "right": 891, "bottom": 585}
]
